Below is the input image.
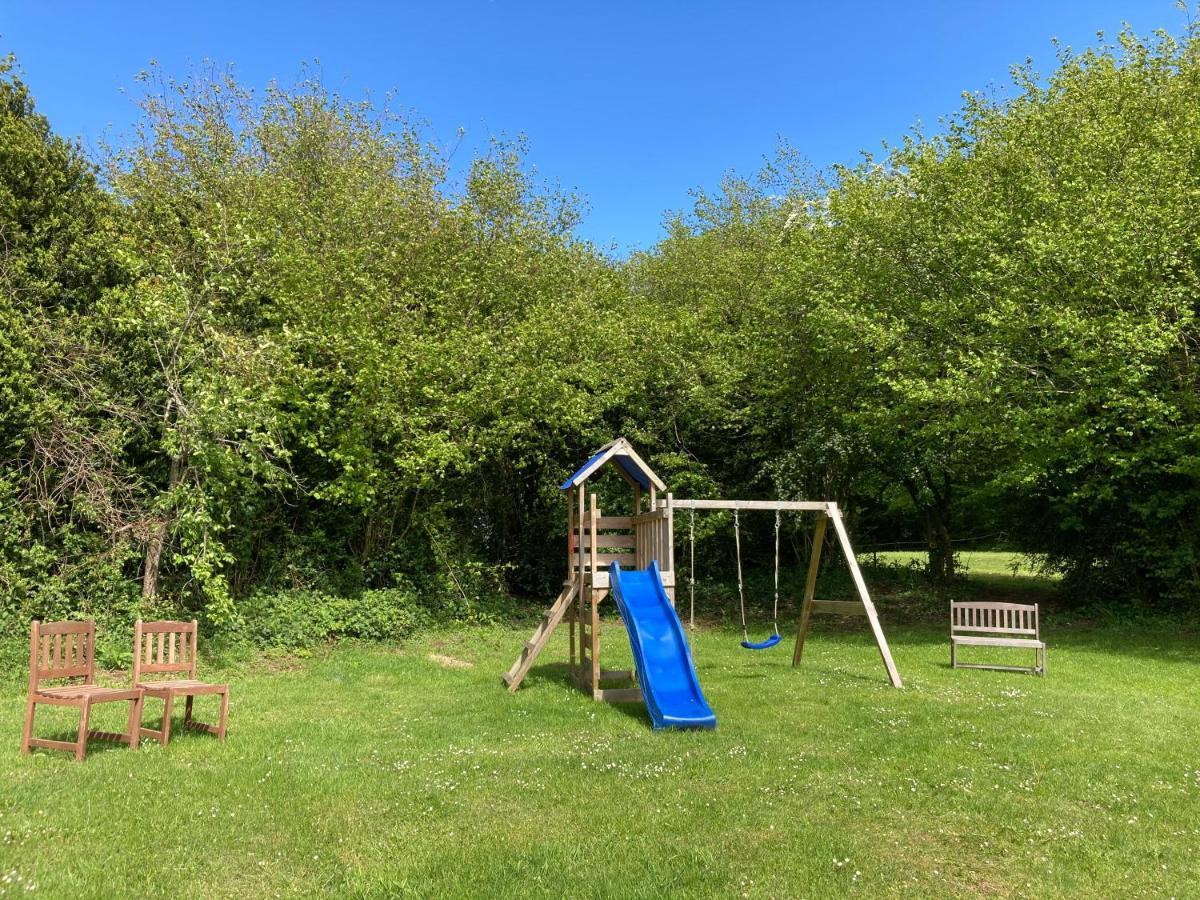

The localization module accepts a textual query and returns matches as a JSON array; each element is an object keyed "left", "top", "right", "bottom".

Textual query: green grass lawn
[{"left": 3, "top": 593, "right": 1199, "bottom": 898}]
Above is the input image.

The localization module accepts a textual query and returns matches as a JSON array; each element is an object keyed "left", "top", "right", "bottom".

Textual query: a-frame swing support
[
  {"left": 794, "top": 504, "right": 902, "bottom": 688},
  {"left": 671, "top": 499, "right": 902, "bottom": 689}
]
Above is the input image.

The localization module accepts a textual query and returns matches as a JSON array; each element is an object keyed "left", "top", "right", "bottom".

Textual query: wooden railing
[{"left": 632, "top": 506, "right": 672, "bottom": 571}]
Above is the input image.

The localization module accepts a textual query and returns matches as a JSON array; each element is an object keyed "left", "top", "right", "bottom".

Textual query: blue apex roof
[{"left": 560, "top": 438, "right": 666, "bottom": 492}]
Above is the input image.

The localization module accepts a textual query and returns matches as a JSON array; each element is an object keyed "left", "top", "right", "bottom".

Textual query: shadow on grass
[
  {"left": 22, "top": 727, "right": 139, "bottom": 758},
  {"left": 517, "top": 661, "right": 574, "bottom": 690},
  {"left": 514, "top": 661, "right": 665, "bottom": 728},
  {"left": 825, "top": 620, "right": 1200, "bottom": 670}
]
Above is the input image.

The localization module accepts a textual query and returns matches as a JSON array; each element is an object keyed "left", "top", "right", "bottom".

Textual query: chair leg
[
  {"left": 127, "top": 694, "right": 143, "bottom": 749},
  {"left": 21, "top": 697, "right": 36, "bottom": 755},
  {"left": 76, "top": 699, "right": 92, "bottom": 762},
  {"left": 160, "top": 692, "right": 174, "bottom": 746},
  {"left": 217, "top": 689, "right": 229, "bottom": 741},
  {"left": 184, "top": 695, "right": 194, "bottom": 725}
]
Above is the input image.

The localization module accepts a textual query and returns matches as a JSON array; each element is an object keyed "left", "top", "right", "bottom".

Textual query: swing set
[{"left": 504, "top": 439, "right": 902, "bottom": 708}]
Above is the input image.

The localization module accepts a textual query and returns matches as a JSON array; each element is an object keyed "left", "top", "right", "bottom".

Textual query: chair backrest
[
  {"left": 28, "top": 620, "right": 96, "bottom": 693},
  {"left": 133, "top": 619, "right": 199, "bottom": 683},
  {"left": 951, "top": 601, "right": 1039, "bottom": 638}
]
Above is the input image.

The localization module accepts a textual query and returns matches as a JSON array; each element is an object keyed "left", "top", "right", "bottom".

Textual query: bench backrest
[
  {"left": 133, "top": 619, "right": 199, "bottom": 683},
  {"left": 951, "top": 601, "right": 1039, "bottom": 637},
  {"left": 28, "top": 620, "right": 96, "bottom": 692}
]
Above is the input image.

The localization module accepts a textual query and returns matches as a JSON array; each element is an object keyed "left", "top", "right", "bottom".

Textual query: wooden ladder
[{"left": 503, "top": 579, "right": 579, "bottom": 692}]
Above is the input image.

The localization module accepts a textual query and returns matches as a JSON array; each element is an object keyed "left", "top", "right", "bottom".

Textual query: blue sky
[{"left": 1, "top": 1, "right": 1188, "bottom": 252}]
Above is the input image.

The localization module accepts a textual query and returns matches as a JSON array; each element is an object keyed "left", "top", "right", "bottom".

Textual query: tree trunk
[
  {"left": 141, "top": 453, "right": 183, "bottom": 600},
  {"left": 923, "top": 501, "right": 955, "bottom": 582},
  {"left": 904, "top": 471, "right": 956, "bottom": 582},
  {"left": 141, "top": 519, "right": 167, "bottom": 599}
]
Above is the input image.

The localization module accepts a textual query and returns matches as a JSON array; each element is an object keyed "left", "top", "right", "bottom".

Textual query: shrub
[{"left": 231, "top": 585, "right": 430, "bottom": 652}]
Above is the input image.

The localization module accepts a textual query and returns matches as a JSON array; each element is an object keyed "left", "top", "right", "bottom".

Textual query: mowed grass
[{"left": 3, "top": 596, "right": 1199, "bottom": 899}]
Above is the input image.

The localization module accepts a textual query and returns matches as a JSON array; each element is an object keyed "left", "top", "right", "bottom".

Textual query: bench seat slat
[{"left": 952, "top": 636, "right": 1044, "bottom": 649}]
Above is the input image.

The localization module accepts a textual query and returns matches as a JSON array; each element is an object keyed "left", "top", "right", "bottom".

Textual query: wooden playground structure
[{"left": 503, "top": 438, "right": 902, "bottom": 701}]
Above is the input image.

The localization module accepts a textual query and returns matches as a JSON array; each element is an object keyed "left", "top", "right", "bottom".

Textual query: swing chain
[
  {"left": 773, "top": 508, "right": 781, "bottom": 637},
  {"left": 734, "top": 503, "right": 748, "bottom": 644},
  {"left": 689, "top": 507, "right": 696, "bottom": 631}
]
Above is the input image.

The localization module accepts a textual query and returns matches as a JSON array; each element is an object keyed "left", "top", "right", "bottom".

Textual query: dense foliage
[
  {"left": 1, "top": 25, "right": 1197, "bottom": 643},
  {"left": 633, "top": 27, "right": 1200, "bottom": 605}
]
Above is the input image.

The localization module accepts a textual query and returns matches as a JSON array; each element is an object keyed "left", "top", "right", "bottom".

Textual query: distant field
[{"left": 862, "top": 550, "right": 1058, "bottom": 581}]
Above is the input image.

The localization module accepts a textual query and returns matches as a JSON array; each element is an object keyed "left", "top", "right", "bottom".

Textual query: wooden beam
[
  {"left": 595, "top": 688, "right": 644, "bottom": 704},
  {"left": 616, "top": 440, "right": 667, "bottom": 492},
  {"left": 590, "top": 493, "right": 601, "bottom": 699},
  {"left": 577, "top": 486, "right": 586, "bottom": 675},
  {"left": 793, "top": 514, "right": 827, "bottom": 666},
  {"left": 671, "top": 499, "right": 832, "bottom": 512},
  {"left": 827, "top": 504, "right": 902, "bottom": 688},
  {"left": 567, "top": 488, "right": 576, "bottom": 586},
  {"left": 580, "top": 534, "right": 637, "bottom": 549},
  {"left": 575, "top": 516, "right": 635, "bottom": 531}
]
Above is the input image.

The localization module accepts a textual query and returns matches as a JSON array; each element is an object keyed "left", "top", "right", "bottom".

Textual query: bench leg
[
  {"left": 950, "top": 641, "right": 957, "bottom": 669},
  {"left": 184, "top": 694, "right": 194, "bottom": 726},
  {"left": 217, "top": 689, "right": 229, "bottom": 741}
]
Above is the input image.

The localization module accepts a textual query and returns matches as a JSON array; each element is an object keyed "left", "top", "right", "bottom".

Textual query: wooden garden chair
[
  {"left": 133, "top": 619, "right": 229, "bottom": 745},
  {"left": 21, "top": 620, "right": 143, "bottom": 761}
]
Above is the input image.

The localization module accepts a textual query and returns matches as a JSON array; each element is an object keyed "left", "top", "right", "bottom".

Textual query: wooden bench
[
  {"left": 951, "top": 601, "right": 1046, "bottom": 676},
  {"left": 133, "top": 620, "right": 229, "bottom": 745},
  {"left": 21, "top": 620, "right": 144, "bottom": 761}
]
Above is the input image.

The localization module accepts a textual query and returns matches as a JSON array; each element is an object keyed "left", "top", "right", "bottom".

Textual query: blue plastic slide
[{"left": 608, "top": 560, "right": 717, "bottom": 730}]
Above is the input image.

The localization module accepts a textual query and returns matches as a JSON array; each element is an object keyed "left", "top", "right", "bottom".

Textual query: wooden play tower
[{"left": 503, "top": 438, "right": 901, "bottom": 701}]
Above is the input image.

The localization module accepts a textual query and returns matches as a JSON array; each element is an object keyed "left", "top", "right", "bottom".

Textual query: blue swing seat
[{"left": 741, "top": 633, "right": 783, "bottom": 651}]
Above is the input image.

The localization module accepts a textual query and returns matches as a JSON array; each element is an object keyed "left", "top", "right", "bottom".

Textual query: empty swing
[{"left": 734, "top": 505, "right": 784, "bottom": 650}]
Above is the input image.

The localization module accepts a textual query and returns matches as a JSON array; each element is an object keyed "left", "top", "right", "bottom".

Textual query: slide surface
[{"left": 609, "top": 560, "right": 717, "bottom": 730}]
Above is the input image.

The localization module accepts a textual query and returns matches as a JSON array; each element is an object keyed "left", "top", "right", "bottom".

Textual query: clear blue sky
[{"left": 1, "top": 1, "right": 1189, "bottom": 252}]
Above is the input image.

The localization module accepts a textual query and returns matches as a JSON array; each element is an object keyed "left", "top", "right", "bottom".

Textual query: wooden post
[
  {"left": 666, "top": 494, "right": 675, "bottom": 572},
  {"left": 567, "top": 488, "right": 576, "bottom": 576},
  {"left": 792, "top": 513, "right": 827, "bottom": 666},
  {"left": 589, "top": 493, "right": 601, "bottom": 698},
  {"left": 827, "top": 504, "right": 902, "bottom": 688},
  {"left": 578, "top": 485, "right": 587, "bottom": 680},
  {"left": 665, "top": 493, "right": 675, "bottom": 605},
  {"left": 568, "top": 489, "right": 576, "bottom": 675}
]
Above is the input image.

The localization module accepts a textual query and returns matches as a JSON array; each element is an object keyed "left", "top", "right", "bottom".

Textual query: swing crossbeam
[{"left": 667, "top": 499, "right": 831, "bottom": 512}]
